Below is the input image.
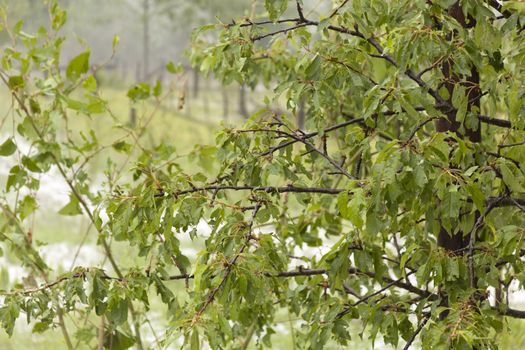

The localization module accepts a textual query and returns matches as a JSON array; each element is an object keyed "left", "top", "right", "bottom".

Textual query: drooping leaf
[
  {"left": 265, "top": 0, "right": 288, "bottom": 21},
  {"left": 58, "top": 194, "right": 83, "bottom": 216},
  {"left": 66, "top": 51, "right": 90, "bottom": 81},
  {"left": 0, "top": 138, "right": 16, "bottom": 156}
]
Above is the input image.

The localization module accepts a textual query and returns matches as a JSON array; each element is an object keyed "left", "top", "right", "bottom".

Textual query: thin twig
[
  {"left": 329, "top": 0, "right": 350, "bottom": 18},
  {"left": 402, "top": 316, "right": 429, "bottom": 350},
  {"left": 191, "top": 203, "right": 262, "bottom": 326},
  {"left": 467, "top": 200, "right": 498, "bottom": 288}
]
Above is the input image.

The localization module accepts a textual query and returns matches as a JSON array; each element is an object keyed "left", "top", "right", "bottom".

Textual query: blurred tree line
[
  {"left": 0, "top": 0, "right": 257, "bottom": 123},
  {"left": 1, "top": 0, "right": 248, "bottom": 78}
]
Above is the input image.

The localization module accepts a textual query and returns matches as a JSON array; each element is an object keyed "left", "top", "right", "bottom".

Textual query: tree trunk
[
  {"left": 435, "top": 2, "right": 482, "bottom": 323},
  {"left": 297, "top": 97, "right": 306, "bottom": 130},
  {"left": 142, "top": 0, "right": 150, "bottom": 81},
  {"left": 129, "top": 63, "right": 142, "bottom": 127},
  {"left": 239, "top": 84, "right": 249, "bottom": 119},
  {"left": 222, "top": 87, "right": 229, "bottom": 120},
  {"left": 204, "top": 90, "right": 210, "bottom": 117},
  {"left": 436, "top": 2, "right": 481, "bottom": 252},
  {"left": 193, "top": 69, "right": 200, "bottom": 98}
]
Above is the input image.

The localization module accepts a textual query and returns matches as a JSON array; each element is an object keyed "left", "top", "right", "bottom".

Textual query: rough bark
[
  {"left": 239, "top": 84, "right": 249, "bottom": 118},
  {"left": 435, "top": 3, "right": 483, "bottom": 325},
  {"left": 436, "top": 2, "right": 481, "bottom": 252}
]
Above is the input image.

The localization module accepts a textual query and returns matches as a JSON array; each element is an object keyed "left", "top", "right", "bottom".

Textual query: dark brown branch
[
  {"left": 510, "top": 198, "right": 525, "bottom": 214},
  {"left": 403, "top": 316, "right": 429, "bottom": 350},
  {"left": 328, "top": 0, "right": 350, "bottom": 18},
  {"left": 488, "top": 0, "right": 512, "bottom": 19},
  {"left": 259, "top": 117, "right": 365, "bottom": 156},
  {"left": 248, "top": 15, "right": 518, "bottom": 134},
  {"left": 478, "top": 115, "right": 512, "bottom": 128},
  {"left": 499, "top": 140, "right": 525, "bottom": 149},
  {"left": 485, "top": 151, "right": 521, "bottom": 168},
  {"left": 273, "top": 119, "right": 355, "bottom": 179},
  {"left": 416, "top": 55, "right": 447, "bottom": 79},
  {"left": 252, "top": 23, "right": 309, "bottom": 41},
  {"left": 407, "top": 117, "right": 440, "bottom": 141},
  {"left": 491, "top": 197, "right": 525, "bottom": 209},
  {"left": 238, "top": 18, "right": 301, "bottom": 28},
  {"left": 337, "top": 271, "right": 422, "bottom": 318},
  {"left": 164, "top": 185, "right": 346, "bottom": 198},
  {"left": 467, "top": 200, "right": 499, "bottom": 288},
  {"left": 296, "top": 0, "right": 305, "bottom": 21},
  {"left": 5, "top": 266, "right": 434, "bottom": 301},
  {"left": 495, "top": 307, "right": 525, "bottom": 319},
  {"left": 191, "top": 203, "right": 262, "bottom": 325},
  {"left": 350, "top": 30, "right": 448, "bottom": 108}
]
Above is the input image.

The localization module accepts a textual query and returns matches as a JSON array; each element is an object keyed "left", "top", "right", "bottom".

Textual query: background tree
[{"left": 1, "top": 1, "right": 525, "bottom": 350}]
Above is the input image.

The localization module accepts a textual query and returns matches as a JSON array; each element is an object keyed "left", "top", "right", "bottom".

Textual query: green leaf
[
  {"left": 191, "top": 24, "right": 216, "bottom": 41},
  {"left": 32, "top": 321, "right": 51, "bottom": 334},
  {"left": 339, "top": 189, "right": 365, "bottom": 229},
  {"left": 51, "top": 2, "right": 67, "bottom": 30},
  {"left": 153, "top": 80, "right": 162, "bottom": 97},
  {"left": 400, "top": 244, "right": 417, "bottom": 278},
  {"left": 83, "top": 75, "right": 97, "bottom": 92},
  {"left": 22, "top": 156, "right": 43, "bottom": 173},
  {"left": 166, "top": 61, "right": 183, "bottom": 74},
  {"left": 466, "top": 183, "right": 485, "bottom": 213},
  {"left": 452, "top": 85, "right": 467, "bottom": 124},
  {"left": 398, "top": 93, "right": 420, "bottom": 119},
  {"left": 127, "top": 83, "right": 150, "bottom": 102},
  {"left": 499, "top": 161, "right": 525, "bottom": 193},
  {"left": 265, "top": 0, "right": 288, "bottom": 21},
  {"left": 103, "top": 330, "right": 135, "bottom": 350},
  {"left": 0, "top": 138, "right": 16, "bottom": 156},
  {"left": 0, "top": 302, "right": 20, "bottom": 336},
  {"left": 305, "top": 55, "right": 322, "bottom": 80},
  {"left": 58, "top": 194, "right": 83, "bottom": 216},
  {"left": 441, "top": 186, "right": 460, "bottom": 219},
  {"left": 66, "top": 51, "right": 90, "bottom": 81},
  {"left": 191, "top": 329, "right": 200, "bottom": 350},
  {"left": 6, "top": 165, "right": 27, "bottom": 191},
  {"left": 7, "top": 76, "right": 24, "bottom": 90},
  {"left": 108, "top": 297, "right": 128, "bottom": 325},
  {"left": 112, "top": 141, "right": 133, "bottom": 154},
  {"left": 19, "top": 195, "right": 37, "bottom": 220},
  {"left": 29, "top": 99, "right": 41, "bottom": 114}
]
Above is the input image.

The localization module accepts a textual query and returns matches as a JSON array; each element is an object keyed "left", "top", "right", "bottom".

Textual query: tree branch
[
  {"left": 274, "top": 122, "right": 355, "bottom": 180},
  {"left": 296, "top": 0, "right": 305, "bottom": 21},
  {"left": 259, "top": 116, "right": 365, "bottom": 156},
  {"left": 329, "top": 0, "right": 350, "bottom": 18},
  {"left": 497, "top": 307, "right": 525, "bottom": 319},
  {"left": 402, "top": 315, "right": 429, "bottom": 350},
  {"left": 478, "top": 115, "right": 512, "bottom": 128},
  {"left": 467, "top": 200, "right": 498, "bottom": 288},
  {"left": 247, "top": 14, "right": 518, "bottom": 133},
  {"left": 191, "top": 203, "right": 262, "bottom": 326},
  {"left": 4, "top": 266, "right": 434, "bottom": 300},
  {"left": 163, "top": 185, "right": 347, "bottom": 198}
]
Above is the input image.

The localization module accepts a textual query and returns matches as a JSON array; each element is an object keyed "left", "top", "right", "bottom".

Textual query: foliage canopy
[{"left": 1, "top": 0, "right": 525, "bottom": 349}]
